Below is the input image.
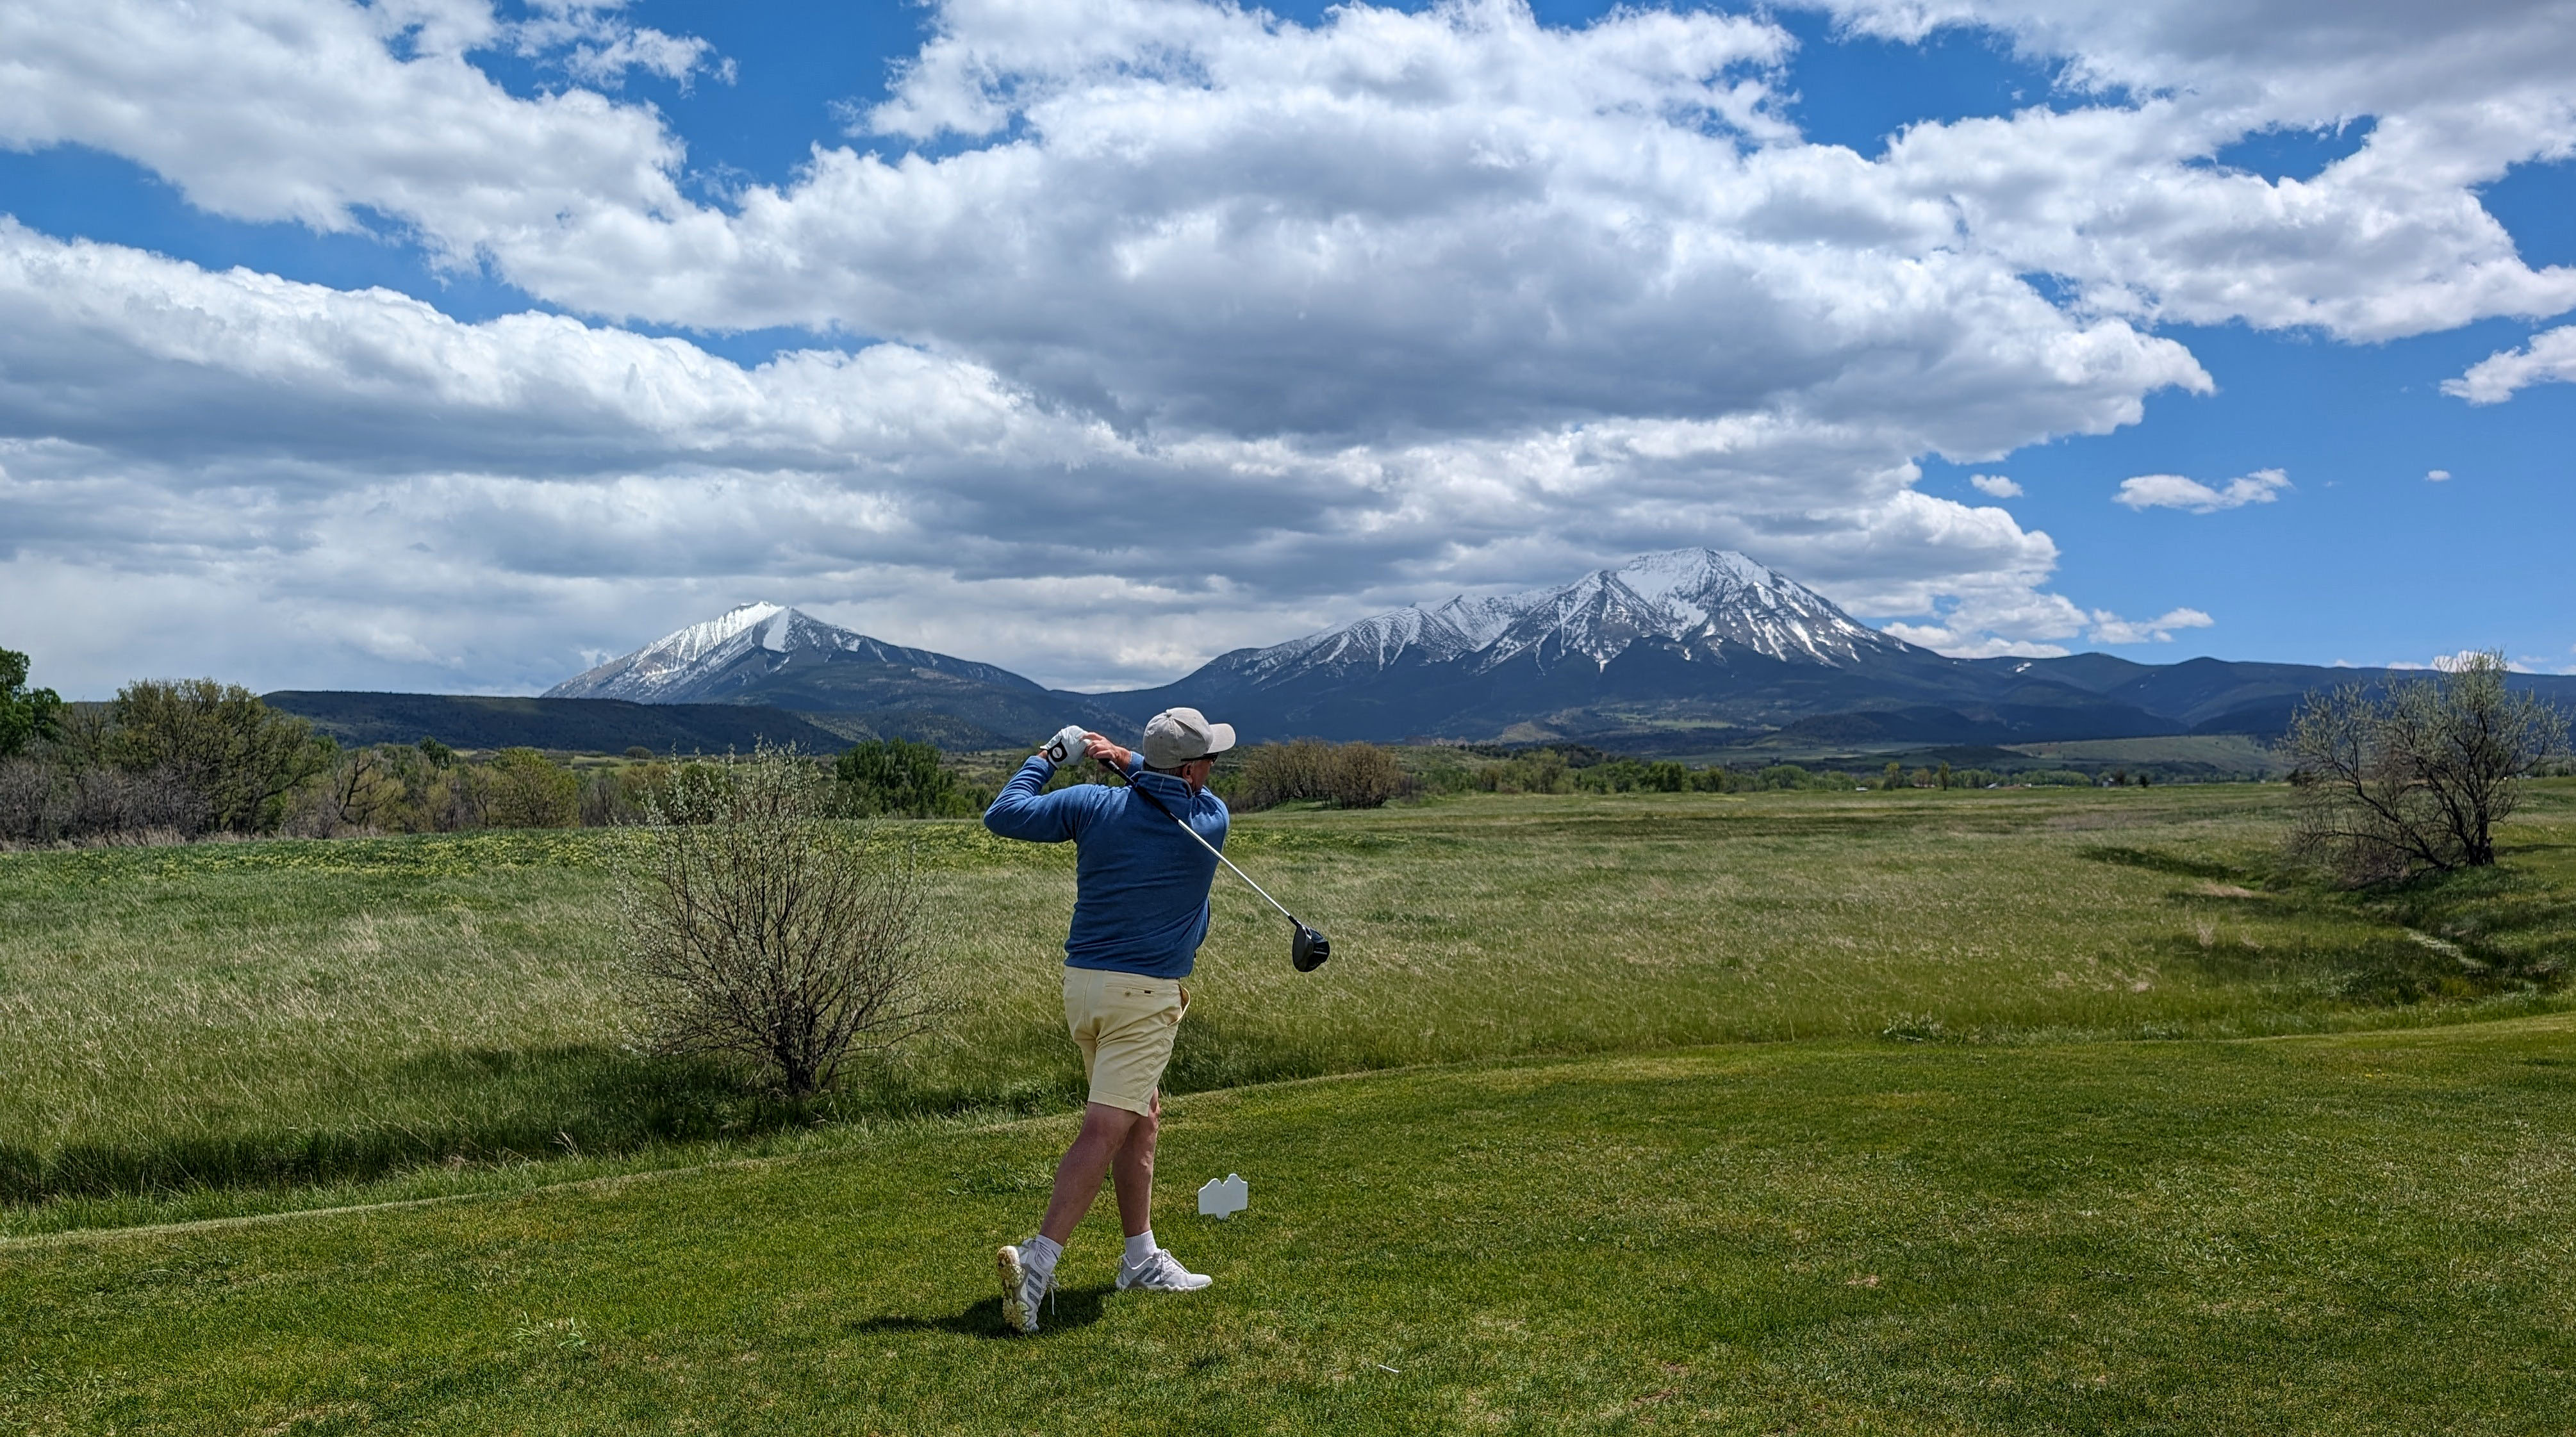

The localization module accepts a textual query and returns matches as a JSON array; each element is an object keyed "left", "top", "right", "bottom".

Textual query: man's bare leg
[
  {"left": 1111, "top": 1088, "right": 1160, "bottom": 1238},
  {"left": 1037, "top": 1101, "right": 1143, "bottom": 1246}
]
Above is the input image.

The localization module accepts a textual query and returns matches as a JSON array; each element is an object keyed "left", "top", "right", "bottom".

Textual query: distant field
[
  {"left": 2003, "top": 734, "right": 2290, "bottom": 777},
  {"left": 10, "top": 1019, "right": 2576, "bottom": 1434},
  {"left": 6, "top": 782, "right": 2571, "bottom": 1234}
]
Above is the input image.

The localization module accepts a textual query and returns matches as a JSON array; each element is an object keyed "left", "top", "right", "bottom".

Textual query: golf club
[{"left": 1105, "top": 759, "right": 1331, "bottom": 973}]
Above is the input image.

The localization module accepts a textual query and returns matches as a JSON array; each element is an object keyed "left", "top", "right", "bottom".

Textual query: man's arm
[{"left": 981, "top": 733, "right": 1139, "bottom": 841}]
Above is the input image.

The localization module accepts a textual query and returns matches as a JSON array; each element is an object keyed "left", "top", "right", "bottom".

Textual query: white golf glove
[{"left": 1041, "top": 724, "right": 1091, "bottom": 766}]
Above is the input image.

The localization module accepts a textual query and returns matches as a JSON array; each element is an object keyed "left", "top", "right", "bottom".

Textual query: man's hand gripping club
[{"left": 1043, "top": 725, "right": 1135, "bottom": 772}]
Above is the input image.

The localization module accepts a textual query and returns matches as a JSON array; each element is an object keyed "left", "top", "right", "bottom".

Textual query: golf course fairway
[{"left": 10, "top": 1015, "right": 2574, "bottom": 1434}]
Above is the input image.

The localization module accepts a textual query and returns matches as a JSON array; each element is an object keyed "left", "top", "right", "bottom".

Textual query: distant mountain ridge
[
  {"left": 543, "top": 601, "right": 1127, "bottom": 750},
  {"left": 1089, "top": 549, "right": 2157, "bottom": 743},
  {"left": 546, "top": 602, "right": 1043, "bottom": 704},
  {"left": 1197, "top": 549, "right": 1912, "bottom": 697},
  {"left": 524, "top": 554, "right": 2576, "bottom": 753}
]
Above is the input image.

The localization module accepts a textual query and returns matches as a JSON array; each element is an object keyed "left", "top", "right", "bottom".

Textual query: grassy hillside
[
  {"left": 6, "top": 783, "right": 2571, "bottom": 1234},
  {"left": 9, "top": 1019, "right": 2576, "bottom": 1434}
]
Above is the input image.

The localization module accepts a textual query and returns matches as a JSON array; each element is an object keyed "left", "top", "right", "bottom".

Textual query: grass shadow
[
  {"left": 5, "top": 1046, "right": 859, "bottom": 1206},
  {"left": 2154, "top": 928, "right": 2529, "bottom": 1007},
  {"left": 2076, "top": 844, "right": 2247, "bottom": 883},
  {"left": 847, "top": 1283, "right": 1115, "bottom": 1340}
]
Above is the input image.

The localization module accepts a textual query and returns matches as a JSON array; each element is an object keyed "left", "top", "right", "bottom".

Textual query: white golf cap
[{"left": 1141, "top": 707, "right": 1237, "bottom": 768}]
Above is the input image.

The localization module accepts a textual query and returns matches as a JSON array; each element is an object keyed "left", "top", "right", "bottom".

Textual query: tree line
[{"left": 0, "top": 649, "right": 1000, "bottom": 846}]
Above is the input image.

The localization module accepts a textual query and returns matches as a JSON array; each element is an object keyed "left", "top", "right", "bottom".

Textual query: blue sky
[{"left": 1, "top": 0, "right": 2572, "bottom": 694}]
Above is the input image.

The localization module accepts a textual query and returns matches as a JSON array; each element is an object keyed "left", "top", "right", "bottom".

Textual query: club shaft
[
  {"left": 1168, "top": 805, "right": 1299, "bottom": 924},
  {"left": 1102, "top": 759, "right": 1300, "bottom": 924}
]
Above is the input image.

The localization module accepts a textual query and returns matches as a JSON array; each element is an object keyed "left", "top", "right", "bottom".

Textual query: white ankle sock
[
  {"left": 1023, "top": 1233, "right": 1062, "bottom": 1279},
  {"left": 1123, "top": 1231, "right": 1157, "bottom": 1267}
]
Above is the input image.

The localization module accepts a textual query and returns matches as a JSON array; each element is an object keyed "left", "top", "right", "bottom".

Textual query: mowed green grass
[
  {"left": 9, "top": 1017, "right": 2576, "bottom": 1435},
  {"left": 6, "top": 784, "right": 2574, "bottom": 1229}
]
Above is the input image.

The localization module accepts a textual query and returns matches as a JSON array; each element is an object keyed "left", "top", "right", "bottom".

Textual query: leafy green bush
[
  {"left": 108, "top": 679, "right": 330, "bottom": 834},
  {"left": 484, "top": 748, "right": 581, "bottom": 828},
  {"left": 1471, "top": 749, "right": 1571, "bottom": 795},
  {"left": 835, "top": 738, "right": 978, "bottom": 818},
  {"left": 0, "top": 648, "right": 62, "bottom": 758},
  {"left": 1573, "top": 759, "right": 1701, "bottom": 793}
]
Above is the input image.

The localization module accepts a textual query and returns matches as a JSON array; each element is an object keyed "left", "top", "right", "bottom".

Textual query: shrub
[
  {"left": 107, "top": 679, "right": 329, "bottom": 835},
  {"left": 309, "top": 742, "right": 412, "bottom": 835},
  {"left": 618, "top": 747, "right": 936, "bottom": 1097},
  {"left": 483, "top": 747, "right": 580, "bottom": 828},
  {"left": 0, "top": 648, "right": 63, "bottom": 758},
  {"left": 835, "top": 738, "right": 976, "bottom": 817},
  {"left": 1324, "top": 742, "right": 1408, "bottom": 807},
  {"left": 2286, "top": 650, "right": 2571, "bottom": 884},
  {"left": 1472, "top": 749, "right": 1571, "bottom": 796},
  {"left": 1574, "top": 759, "right": 1698, "bottom": 794},
  {"left": 1232, "top": 739, "right": 1414, "bottom": 809}
]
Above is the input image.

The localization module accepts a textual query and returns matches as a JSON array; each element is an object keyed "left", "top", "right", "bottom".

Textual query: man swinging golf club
[{"left": 982, "top": 707, "right": 1237, "bottom": 1334}]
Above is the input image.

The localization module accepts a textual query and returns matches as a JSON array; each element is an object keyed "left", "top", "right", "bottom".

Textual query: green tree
[
  {"left": 0, "top": 648, "right": 63, "bottom": 758},
  {"left": 1755, "top": 764, "right": 1811, "bottom": 791},
  {"left": 108, "top": 679, "right": 329, "bottom": 833},
  {"left": 483, "top": 748, "right": 581, "bottom": 828},
  {"left": 836, "top": 739, "right": 975, "bottom": 817}
]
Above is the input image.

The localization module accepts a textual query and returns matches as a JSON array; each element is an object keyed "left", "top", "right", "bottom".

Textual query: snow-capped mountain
[
  {"left": 543, "top": 602, "right": 1130, "bottom": 748},
  {"left": 547, "top": 602, "right": 1043, "bottom": 705},
  {"left": 1084, "top": 547, "right": 2181, "bottom": 743},
  {"left": 1187, "top": 549, "right": 1914, "bottom": 695}
]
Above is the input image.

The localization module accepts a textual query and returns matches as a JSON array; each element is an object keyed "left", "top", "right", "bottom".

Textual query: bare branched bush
[
  {"left": 1230, "top": 739, "right": 1414, "bottom": 810},
  {"left": 0, "top": 756, "right": 55, "bottom": 845},
  {"left": 2286, "top": 650, "right": 2571, "bottom": 885},
  {"left": 617, "top": 747, "right": 936, "bottom": 1097}
]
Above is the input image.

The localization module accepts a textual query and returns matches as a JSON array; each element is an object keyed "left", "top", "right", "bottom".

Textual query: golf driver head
[{"left": 1292, "top": 921, "right": 1330, "bottom": 973}]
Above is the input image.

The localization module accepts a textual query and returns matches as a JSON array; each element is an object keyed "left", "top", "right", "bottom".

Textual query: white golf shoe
[
  {"left": 996, "top": 1244, "right": 1051, "bottom": 1334},
  {"left": 1117, "top": 1247, "right": 1213, "bottom": 1293}
]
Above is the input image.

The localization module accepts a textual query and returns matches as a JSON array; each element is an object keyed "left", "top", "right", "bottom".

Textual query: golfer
[{"left": 984, "top": 707, "right": 1236, "bottom": 1334}]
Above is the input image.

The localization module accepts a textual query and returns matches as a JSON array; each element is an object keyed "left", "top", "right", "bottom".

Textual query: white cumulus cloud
[
  {"left": 2114, "top": 468, "right": 2291, "bottom": 513},
  {"left": 1969, "top": 473, "right": 2023, "bottom": 497},
  {"left": 2087, "top": 606, "right": 2216, "bottom": 645},
  {"left": 1, "top": 0, "right": 2573, "bottom": 691},
  {"left": 2445, "top": 325, "right": 2576, "bottom": 403}
]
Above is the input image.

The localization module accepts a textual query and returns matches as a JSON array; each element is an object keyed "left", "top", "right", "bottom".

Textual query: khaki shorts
[{"left": 1063, "top": 967, "right": 1189, "bottom": 1115}]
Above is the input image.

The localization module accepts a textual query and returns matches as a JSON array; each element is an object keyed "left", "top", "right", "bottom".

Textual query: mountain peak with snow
[
  {"left": 1202, "top": 548, "right": 1911, "bottom": 694},
  {"left": 545, "top": 603, "right": 1044, "bottom": 706}
]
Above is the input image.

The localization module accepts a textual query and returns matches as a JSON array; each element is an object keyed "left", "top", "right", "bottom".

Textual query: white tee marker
[{"left": 1198, "top": 1172, "right": 1249, "bottom": 1220}]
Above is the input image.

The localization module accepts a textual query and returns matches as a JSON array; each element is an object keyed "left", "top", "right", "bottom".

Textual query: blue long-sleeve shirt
[{"left": 982, "top": 753, "right": 1230, "bottom": 979}]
